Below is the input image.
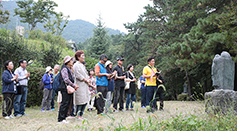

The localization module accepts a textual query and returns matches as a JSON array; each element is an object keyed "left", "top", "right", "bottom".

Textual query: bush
[
  {"left": 26, "top": 67, "right": 45, "bottom": 107},
  {"left": 177, "top": 93, "right": 189, "bottom": 101}
]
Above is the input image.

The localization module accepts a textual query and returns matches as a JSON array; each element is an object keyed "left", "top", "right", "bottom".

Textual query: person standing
[
  {"left": 41, "top": 66, "right": 53, "bottom": 111},
  {"left": 2, "top": 60, "right": 18, "bottom": 119},
  {"left": 154, "top": 69, "right": 165, "bottom": 111},
  {"left": 139, "top": 75, "right": 146, "bottom": 108},
  {"left": 14, "top": 59, "right": 30, "bottom": 117},
  {"left": 87, "top": 69, "right": 97, "bottom": 111},
  {"left": 143, "top": 57, "right": 157, "bottom": 113},
  {"left": 113, "top": 57, "right": 126, "bottom": 112},
  {"left": 51, "top": 64, "right": 60, "bottom": 111},
  {"left": 105, "top": 61, "right": 117, "bottom": 113},
  {"left": 58, "top": 56, "right": 79, "bottom": 123},
  {"left": 125, "top": 64, "right": 136, "bottom": 111},
  {"left": 94, "top": 54, "right": 111, "bottom": 115},
  {"left": 73, "top": 50, "right": 92, "bottom": 120}
]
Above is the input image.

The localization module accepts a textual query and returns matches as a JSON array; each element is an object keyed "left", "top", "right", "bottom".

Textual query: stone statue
[
  {"left": 211, "top": 51, "right": 235, "bottom": 90},
  {"left": 182, "top": 83, "right": 188, "bottom": 94},
  {"left": 205, "top": 51, "right": 236, "bottom": 115}
]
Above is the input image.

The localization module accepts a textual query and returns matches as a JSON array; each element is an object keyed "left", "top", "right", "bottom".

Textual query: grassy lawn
[{"left": 0, "top": 101, "right": 206, "bottom": 130}]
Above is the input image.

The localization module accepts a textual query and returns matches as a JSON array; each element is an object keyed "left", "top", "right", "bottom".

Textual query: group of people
[
  {"left": 2, "top": 59, "right": 30, "bottom": 119},
  {"left": 1, "top": 51, "right": 165, "bottom": 123}
]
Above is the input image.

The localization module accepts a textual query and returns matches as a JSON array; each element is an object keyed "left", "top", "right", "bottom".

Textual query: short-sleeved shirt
[
  {"left": 139, "top": 75, "right": 146, "bottom": 89},
  {"left": 143, "top": 65, "right": 157, "bottom": 86},
  {"left": 113, "top": 65, "right": 125, "bottom": 88}
]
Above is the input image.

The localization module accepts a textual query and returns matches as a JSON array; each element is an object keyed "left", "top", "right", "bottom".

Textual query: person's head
[
  {"left": 75, "top": 50, "right": 85, "bottom": 63},
  {"left": 117, "top": 57, "right": 124, "bottom": 65},
  {"left": 89, "top": 69, "right": 94, "bottom": 76},
  {"left": 105, "top": 60, "right": 113, "bottom": 69},
  {"left": 127, "top": 64, "right": 134, "bottom": 72},
  {"left": 19, "top": 59, "right": 27, "bottom": 69},
  {"left": 4, "top": 60, "right": 13, "bottom": 70},
  {"left": 82, "top": 61, "right": 86, "bottom": 66},
  {"left": 46, "top": 66, "right": 53, "bottom": 74},
  {"left": 54, "top": 65, "right": 60, "bottom": 74},
  {"left": 147, "top": 57, "right": 155, "bottom": 66},
  {"left": 63, "top": 55, "right": 74, "bottom": 67},
  {"left": 99, "top": 54, "right": 108, "bottom": 65}
]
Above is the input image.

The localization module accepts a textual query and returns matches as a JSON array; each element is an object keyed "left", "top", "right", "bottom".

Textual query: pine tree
[{"left": 89, "top": 15, "right": 109, "bottom": 59}]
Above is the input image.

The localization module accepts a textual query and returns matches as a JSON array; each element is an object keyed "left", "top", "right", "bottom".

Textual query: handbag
[
  {"left": 16, "top": 83, "right": 24, "bottom": 95},
  {"left": 124, "top": 72, "right": 131, "bottom": 90},
  {"left": 67, "top": 85, "right": 76, "bottom": 94}
]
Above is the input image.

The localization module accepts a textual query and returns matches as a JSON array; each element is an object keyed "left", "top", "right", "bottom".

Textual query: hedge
[{"left": 26, "top": 67, "right": 45, "bottom": 107}]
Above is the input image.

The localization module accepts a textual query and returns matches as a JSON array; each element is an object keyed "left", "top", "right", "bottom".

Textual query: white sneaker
[
  {"left": 4, "top": 116, "right": 10, "bottom": 120},
  {"left": 9, "top": 115, "right": 15, "bottom": 119},
  {"left": 113, "top": 110, "right": 119, "bottom": 113},
  {"left": 59, "top": 120, "right": 69, "bottom": 123}
]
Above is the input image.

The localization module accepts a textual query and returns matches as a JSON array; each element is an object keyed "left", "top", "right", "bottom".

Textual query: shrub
[
  {"left": 26, "top": 67, "right": 45, "bottom": 107},
  {"left": 177, "top": 93, "right": 189, "bottom": 101}
]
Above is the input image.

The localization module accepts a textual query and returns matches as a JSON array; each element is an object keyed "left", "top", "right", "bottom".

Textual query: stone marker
[
  {"left": 212, "top": 51, "right": 235, "bottom": 90},
  {"left": 205, "top": 51, "right": 236, "bottom": 115}
]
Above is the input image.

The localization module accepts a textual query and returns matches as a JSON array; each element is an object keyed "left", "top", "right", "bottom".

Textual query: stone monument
[{"left": 205, "top": 51, "right": 237, "bottom": 115}]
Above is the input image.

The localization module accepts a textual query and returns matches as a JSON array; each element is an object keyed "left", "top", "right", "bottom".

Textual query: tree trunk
[{"left": 185, "top": 70, "right": 192, "bottom": 100}]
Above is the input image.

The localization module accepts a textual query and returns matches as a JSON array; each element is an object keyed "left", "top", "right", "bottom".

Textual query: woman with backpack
[
  {"left": 1, "top": 60, "right": 18, "bottom": 119},
  {"left": 58, "top": 56, "right": 79, "bottom": 123},
  {"left": 41, "top": 66, "right": 53, "bottom": 111}
]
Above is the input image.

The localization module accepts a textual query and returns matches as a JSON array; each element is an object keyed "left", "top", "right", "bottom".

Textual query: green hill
[{"left": 0, "top": 0, "right": 125, "bottom": 43}]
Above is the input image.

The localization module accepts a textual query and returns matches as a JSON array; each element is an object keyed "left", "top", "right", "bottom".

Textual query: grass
[{"left": 0, "top": 101, "right": 236, "bottom": 130}]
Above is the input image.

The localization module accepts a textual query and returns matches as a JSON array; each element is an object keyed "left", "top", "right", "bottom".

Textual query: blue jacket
[
  {"left": 2, "top": 70, "right": 17, "bottom": 94},
  {"left": 106, "top": 69, "right": 114, "bottom": 91},
  {"left": 95, "top": 62, "right": 108, "bottom": 86},
  {"left": 43, "top": 73, "right": 52, "bottom": 89}
]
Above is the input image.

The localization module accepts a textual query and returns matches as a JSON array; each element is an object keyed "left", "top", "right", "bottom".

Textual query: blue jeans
[
  {"left": 14, "top": 87, "right": 27, "bottom": 116},
  {"left": 126, "top": 93, "right": 136, "bottom": 109},
  {"left": 141, "top": 88, "right": 147, "bottom": 107},
  {"left": 146, "top": 86, "right": 157, "bottom": 108},
  {"left": 51, "top": 90, "right": 56, "bottom": 109},
  {"left": 75, "top": 104, "right": 87, "bottom": 116}
]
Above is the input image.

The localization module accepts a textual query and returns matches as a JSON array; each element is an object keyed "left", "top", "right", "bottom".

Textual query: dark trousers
[
  {"left": 154, "top": 87, "right": 164, "bottom": 110},
  {"left": 67, "top": 95, "right": 74, "bottom": 116},
  {"left": 141, "top": 88, "right": 147, "bottom": 107},
  {"left": 146, "top": 86, "right": 157, "bottom": 108},
  {"left": 2, "top": 93, "right": 15, "bottom": 117},
  {"left": 95, "top": 86, "right": 107, "bottom": 114},
  {"left": 51, "top": 90, "right": 56, "bottom": 109},
  {"left": 113, "top": 86, "right": 125, "bottom": 110},
  {"left": 58, "top": 91, "right": 72, "bottom": 122},
  {"left": 75, "top": 103, "right": 87, "bottom": 116}
]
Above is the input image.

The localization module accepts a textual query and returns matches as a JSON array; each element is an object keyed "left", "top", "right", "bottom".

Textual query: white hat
[
  {"left": 45, "top": 66, "right": 53, "bottom": 73},
  {"left": 105, "top": 60, "right": 113, "bottom": 67}
]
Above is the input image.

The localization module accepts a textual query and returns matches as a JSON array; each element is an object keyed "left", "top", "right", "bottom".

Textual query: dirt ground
[{"left": 0, "top": 101, "right": 205, "bottom": 131}]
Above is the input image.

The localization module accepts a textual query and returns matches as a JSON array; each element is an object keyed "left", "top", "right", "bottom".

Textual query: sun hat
[
  {"left": 63, "top": 55, "right": 73, "bottom": 64},
  {"left": 45, "top": 66, "right": 53, "bottom": 73},
  {"left": 105, "top": 60, "right": 113, "bottom": 67}
]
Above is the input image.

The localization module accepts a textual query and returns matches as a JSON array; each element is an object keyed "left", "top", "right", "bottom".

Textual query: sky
[{"left": 54, "top": 0, "right": 153, "bottom": 33}]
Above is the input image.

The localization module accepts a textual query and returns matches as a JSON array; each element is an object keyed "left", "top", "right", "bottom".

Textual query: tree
[
  {"left": 0, "top": 1, "right": 10, "bottom": 24},
  {"left": 43, "top": 12, "right": 70, "bottom": 35},
  {"left": 89, "top": 15, "right": 109, "bottom": 59},
  {"left": 14, "top": 0, "right": 58, "bottom": 31}
]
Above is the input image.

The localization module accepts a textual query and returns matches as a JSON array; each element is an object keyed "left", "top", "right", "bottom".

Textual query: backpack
[
  {"left": 39, "top": 74, "right": 48, "bottom": 90},
  {"left": 52, "top": 73, "right": 61, "bottom": 91}
]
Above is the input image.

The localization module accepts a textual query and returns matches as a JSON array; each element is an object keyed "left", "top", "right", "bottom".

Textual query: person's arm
[
  {"left": 43, "top": 74, "right": 50, "bottom": 85},
  {"left": 2, "top": 71, "right": 13, "bottom": 84},
  {"left": 157, "top": 75, "right": 165, "bottom": 84},
  {"left": 61, "top": 68, "right": 76, "bottom": 88},
  {"left": 95, "top": 65, "right": 111, "bottom": 77},
  {"left": 73, "top": 64, "right": 90, "bottom": 83}
]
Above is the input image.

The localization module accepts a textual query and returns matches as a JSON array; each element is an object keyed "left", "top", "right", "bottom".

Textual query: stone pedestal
[{"left": 205, "top": 89, "right": 237, "bottom": 115}]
